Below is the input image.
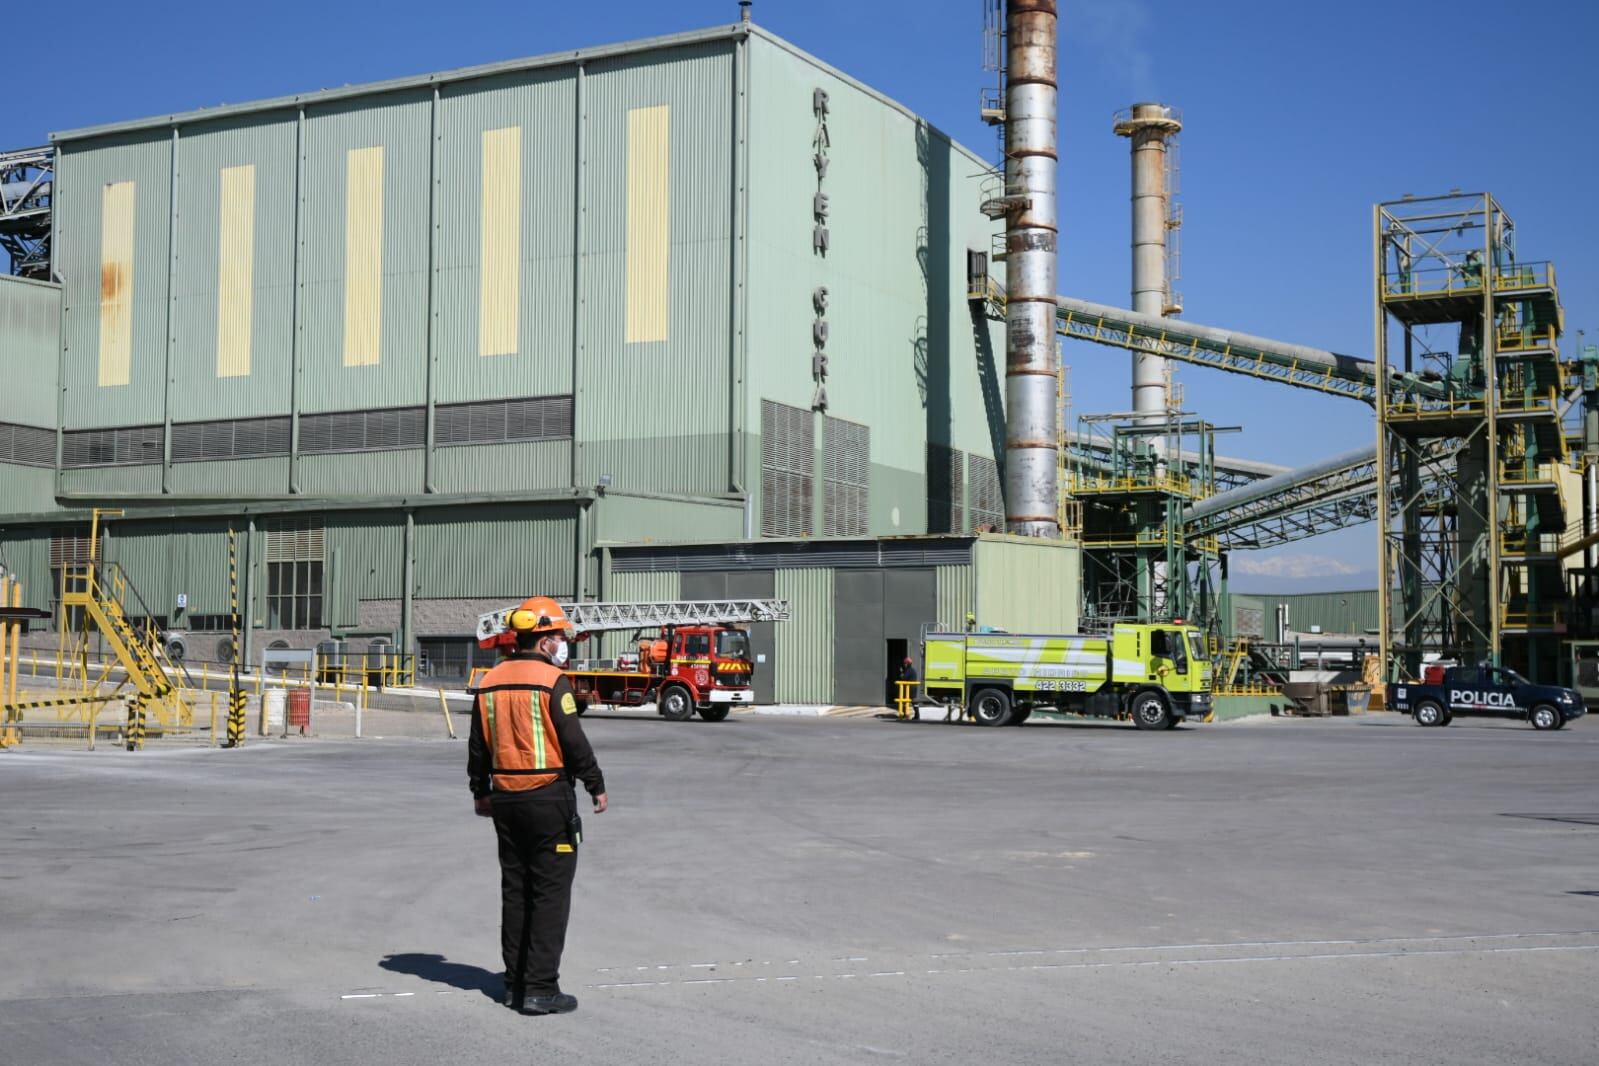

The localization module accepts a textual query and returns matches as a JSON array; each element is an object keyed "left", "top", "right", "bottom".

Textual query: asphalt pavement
[{"left": 2, "top": 712, "right": 1596, "bottom": 1064}]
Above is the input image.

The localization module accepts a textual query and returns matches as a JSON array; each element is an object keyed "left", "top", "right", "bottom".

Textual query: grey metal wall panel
[
  {"left": 774, "top": 566, "right": 833, "bottom": 704},
  {"left": 435, "top": 69, "right": 576, "bottom": 403},
  {"left": 327, "top": 512, "right": 404, "bottom": 625},
  {"left": 59, "top": 464, "right": 161, "bottom": 495},
  {"left": 0, "top": 276, "right": 61, "bottom": 423},
  {"left": 934, "top": 562, "right": 974, "bottom": 633},
  {"left": 295, "top": 450, "right": 424, "bottom": 496},
  {"left": 167, "top": 456, "right": 289, "bottom": 495},
  {"left": 169, "top": 115, "right": 298, "bottom": 420},
  {"left": 576, "top": 44, "right": 733, "bottom": 495},
  {"left": 299, "top": 93, "right": 431, "bottom": 413},
  {"left": 744, "top": 35, "right": 1005, "bottom": 538},
  {"left": 0, "top": 527, "right": 53, "bottom": 614},
  {"left": 429, "top": 440, "right": 571, "bottom": 495},
  {"left": 57, "top": 133, "right": 174, "bottom": 429},
  {"left": 412, "top": 503, "right": 576, "bottom": 600},
  {"left": 593, "top": 493, "right": 743, "bottom": 546},
  {"left": 0, "top": 467, "right": 56, "bottom": 514}
]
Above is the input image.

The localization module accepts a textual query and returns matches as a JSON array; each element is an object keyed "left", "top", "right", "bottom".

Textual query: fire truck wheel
[
  {"left": 659, "top": 685, "right": 695, "bottom": 721},
  {"left": 1413, "top": 701, "right": 1445, "bottom": 727},
  {"left": 1530, "top": 704, "right": 1561, "bottom": 731},
  {"left": 1131, "top": 690, "right": 1173, "bottom": 730},
  {"left": 698, "top": 706, "right": 730, "bottom": 722},
  {"left": 969, "top": 687, "right": 1014, "bottom": 727}
]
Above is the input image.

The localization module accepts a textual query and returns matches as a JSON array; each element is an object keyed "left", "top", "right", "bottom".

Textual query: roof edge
[{"left": 51, "top": 23, "right": 750, "bottom": 143}]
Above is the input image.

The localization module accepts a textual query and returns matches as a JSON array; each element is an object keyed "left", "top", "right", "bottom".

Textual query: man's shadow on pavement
[{"left": 379, "top": 953, "right": 502, "bottom": 1001}]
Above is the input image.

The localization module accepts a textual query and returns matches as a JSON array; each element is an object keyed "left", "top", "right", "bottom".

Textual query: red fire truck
[{"left": 475, "top": 599, "right": 790, "bottom": 721}]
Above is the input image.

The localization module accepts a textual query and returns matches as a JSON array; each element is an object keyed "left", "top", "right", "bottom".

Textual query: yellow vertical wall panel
[
  {"left": 478, "top": 125, "right": 521, "bottom": 357},
  {"left": 342, "top": 145, "right": 385, "bottom": 367},
  {"left": 98, "top": 180, "right": 136, "bottom": 387},
  {"left": 215, "top": 164, "right": 256, "bottom": 378},
  {"left": 625, "top": 104, "right": 670, "bottom": 344}
]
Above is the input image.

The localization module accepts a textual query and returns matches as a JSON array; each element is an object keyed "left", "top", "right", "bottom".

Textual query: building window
[
  {"left": 760, "top": 400, "right": 814, "bottom": 538},
  {"left": 434, "top": 395, "right": 574, "bottom": 447},
  {"left": 0, "top": 422, "right": 56, "bottom": 467},
  {"left": 967, "top": 453, "right": 1003, "bottom": 532},
  {"left": 171, "top": 417, "right": 291, "bottom": 462},
  {"left": 418, "top": 637, "right": 477, "bottom": 681},
  {"left": 264, "top": 520, "right": 325, "bottom": 630},
  {"left": 927, "top": 443, "right": 965, "bottom": 534},
  {"left": 61, "top": 425, "right": 162, "bottom": 468},
  {"left": 822, "top": 415, "right": 869, "bottom": 537},
  {"left": 298, "top": 407, "right": 425, "bottom": 455}
]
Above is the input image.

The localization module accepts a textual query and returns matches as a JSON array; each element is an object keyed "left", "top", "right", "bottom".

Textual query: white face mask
[{"left": 551, "top": 641, "right": 570, "bottom": 667}]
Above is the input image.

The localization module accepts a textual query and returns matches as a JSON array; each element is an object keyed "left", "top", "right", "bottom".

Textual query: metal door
[{"left": 680, "top": 570, "right": 777, "bottom": 704}]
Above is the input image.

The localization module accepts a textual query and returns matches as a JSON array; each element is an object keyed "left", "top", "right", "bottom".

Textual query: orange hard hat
[{"left": 507, "top": 596, "right": 575, "bottom": 639}]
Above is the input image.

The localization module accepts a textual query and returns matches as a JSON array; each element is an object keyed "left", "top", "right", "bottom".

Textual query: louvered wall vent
[
  {"left": 61, "top": 425, "right": 163, "bottom": 468},
  {"left": 760, "top": 400, "right": 814, "bottom": 538},
  {"left": 435, "top": 395, "right": 574, "bottom": 447},
  {"left": 0, "top": 422, "right": 57, "bottom": 468},
  {"left": 170, "top": 417, "right": 291, "bottom": 463},
  {"left": 822, "top": 415, "right": 869, "bottom": 537}
]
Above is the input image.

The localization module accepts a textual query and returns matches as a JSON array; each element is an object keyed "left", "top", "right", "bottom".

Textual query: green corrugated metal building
[{"left": 0, "top": 20, "right": 1073, "bottom": 702}]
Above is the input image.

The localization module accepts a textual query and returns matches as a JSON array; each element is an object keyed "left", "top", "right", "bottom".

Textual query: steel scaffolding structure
[
  {"left": 1070, "top": 412, "right": 1221, "bottom": 633},
  {"left": 0, "top": 145, "right": 52, "bottom": 278},
  {"left": 1375, "top": 193, "right": 1570, "bottom": 681}
]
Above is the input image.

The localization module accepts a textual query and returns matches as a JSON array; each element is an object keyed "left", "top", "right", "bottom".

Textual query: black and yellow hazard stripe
[
  {"left": 0, "top": 693, "right": 120, "bottom": 713},
  {"left": 225, "top": 527, "right": 247, "bottom": 748},
  {"left": 126, "top": 693, "right": 146, "bottom": 751}
]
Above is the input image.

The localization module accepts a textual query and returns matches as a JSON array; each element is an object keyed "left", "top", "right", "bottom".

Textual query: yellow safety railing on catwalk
[
  {"left": 1078, "top": 531, "right": 1221, "bottom": 554},
  {"left": 1496, "top": 387, "right": 1560, "bottom": 417},
  {"left": 1069, "top": 472, "right": 1212, "bottom": 499},
  {"left": 1501, "top": 607, "right": 1566, "bottom": 631},
  {"left": 1496, "top": 324, "right": 1560, "bottom": 352},
  {"left": 1382, "top": 261, "right": 1555, "bottom": 301},
  {"left": 1384, "top": 395, "right": 1486, "bottom": 420}
]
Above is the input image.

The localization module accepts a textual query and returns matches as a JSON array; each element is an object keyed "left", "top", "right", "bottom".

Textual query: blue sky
[{"left": 13, "top": 0, "right": 1597, "bottom": 588}]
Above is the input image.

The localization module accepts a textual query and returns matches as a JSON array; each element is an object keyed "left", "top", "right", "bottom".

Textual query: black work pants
[{"left": 492, "top": 788, "right": 579, "bottom": 997}]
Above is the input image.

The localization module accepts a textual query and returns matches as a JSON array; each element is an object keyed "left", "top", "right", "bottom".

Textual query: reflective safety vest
[{"left": 474, "top": 656, "right": 567, "bottom": 794}]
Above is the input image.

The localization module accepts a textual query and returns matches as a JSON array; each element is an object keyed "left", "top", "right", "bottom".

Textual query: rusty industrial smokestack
[
  {"left": 1114, "top": 102, "right": 1182, "bottom": 421},
  {"left": 1002, "top": 0, "right": 1060, "bottom": 537}
]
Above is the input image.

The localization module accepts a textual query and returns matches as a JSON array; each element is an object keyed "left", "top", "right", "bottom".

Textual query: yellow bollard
[
  {"left": 10, "top": 581, "right": 22, "bottom": 708},
  {"left": 438, "top": 687, "right": 457, "bottom": 740},
  {"left": 209, "top": 690, "right": 219, "bottom": 745}
]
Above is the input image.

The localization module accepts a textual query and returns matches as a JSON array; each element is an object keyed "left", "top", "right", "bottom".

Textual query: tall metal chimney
[
  {"left": 1001, "top": 0, "right": 1060, "bottom": 537},
  {"left": 1115, "top": 103, "right": 1182, "bottom": 420}
]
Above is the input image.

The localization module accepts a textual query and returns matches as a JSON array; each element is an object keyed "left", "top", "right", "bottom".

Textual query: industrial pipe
[
  {"left": 1002, "top": 0, "right": 1060, "bottom": 537},
  {"left": 1115, "top": 103, "right": 1181, "bottom": 420}
]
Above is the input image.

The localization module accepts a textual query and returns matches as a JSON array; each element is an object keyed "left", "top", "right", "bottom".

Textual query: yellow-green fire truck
[{"left": 923, "top": 624, "right": 1212, "bottom": 729}]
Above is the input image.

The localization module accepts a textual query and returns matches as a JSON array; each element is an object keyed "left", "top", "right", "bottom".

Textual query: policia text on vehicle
[{"left": 468, "top": 597, "right": 608, "bottom": 1015}]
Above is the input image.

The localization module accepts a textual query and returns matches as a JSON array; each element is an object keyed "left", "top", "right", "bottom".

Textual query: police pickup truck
[{"left": 1387, "top": 664, "right": 1586, "bottom": 730}]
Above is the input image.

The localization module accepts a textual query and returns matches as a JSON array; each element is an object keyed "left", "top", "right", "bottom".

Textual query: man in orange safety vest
[{"left": 469, "top": 596, "right": 608, "bottom": 1015}]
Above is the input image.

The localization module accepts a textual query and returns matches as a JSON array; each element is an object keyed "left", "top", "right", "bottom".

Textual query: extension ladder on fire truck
[{"left": 477, "top": 599, "right": 790, "bottom": 643}]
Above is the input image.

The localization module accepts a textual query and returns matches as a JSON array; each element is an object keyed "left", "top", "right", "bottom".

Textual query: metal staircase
[{"left": 60, "top": 562, "right": 193, "bottom": 730}]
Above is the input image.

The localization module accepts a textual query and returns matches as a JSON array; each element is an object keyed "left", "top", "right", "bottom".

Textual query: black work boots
[
  {"left": 503, "top": 977, "right": 578, "bottom": 1016},
  {"left": 523, "top": 992, "right": 579, "bottom": 1015}
]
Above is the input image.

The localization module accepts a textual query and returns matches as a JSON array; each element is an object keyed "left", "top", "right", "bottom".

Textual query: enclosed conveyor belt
[
  {"left": 1184, "top": 446, "right": 1380, "bottom": 548},
  {"left": 1054, "top": 296, "right": 1445, "bottom": 404}
]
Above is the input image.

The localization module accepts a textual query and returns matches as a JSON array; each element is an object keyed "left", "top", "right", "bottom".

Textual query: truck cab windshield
[
  {"left": 716, "top": 630, "right": 750, "bottom": 660},
  {"left": 1187, "top": 632, "right": 1206, "bottom": 667}
]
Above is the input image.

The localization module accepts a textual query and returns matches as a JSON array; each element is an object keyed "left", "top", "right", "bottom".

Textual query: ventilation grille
[
  {"left": 61, "top": 425, "right": 162, "bottom": 468},
  {"left": 0, "top": 422, "right": 56, "bottom": 467},
  {"left": 968, "top": 453, "right": 1003, "bottom": 532},
  {"left": 170, "top": 417, "right": 292, "bottom": 463},
  {"left": 822, "top": 416, "right": 869, "bottom": 537},
  {"left": 299, "top": 407, "right": 426, "bottom": 454},
  {"left": 50, "top": 530, "right": 92, "bottom": 566},
  {"left": 760, "top": 399, "right": 814, "bottom": 538},
  {"left": 264, "top": 521, "right": 325, "bottom": 562},
  {"left": 927, "top": 443, "right": 965, "bottom": 534},
  {"left": 435, "top": 395, "right": 574, "bottom": 448}
]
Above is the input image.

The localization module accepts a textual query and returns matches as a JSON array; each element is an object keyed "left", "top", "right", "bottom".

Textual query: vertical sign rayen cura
[{"left": 811, "top": 88, "right": 831, "bottom": 411}]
